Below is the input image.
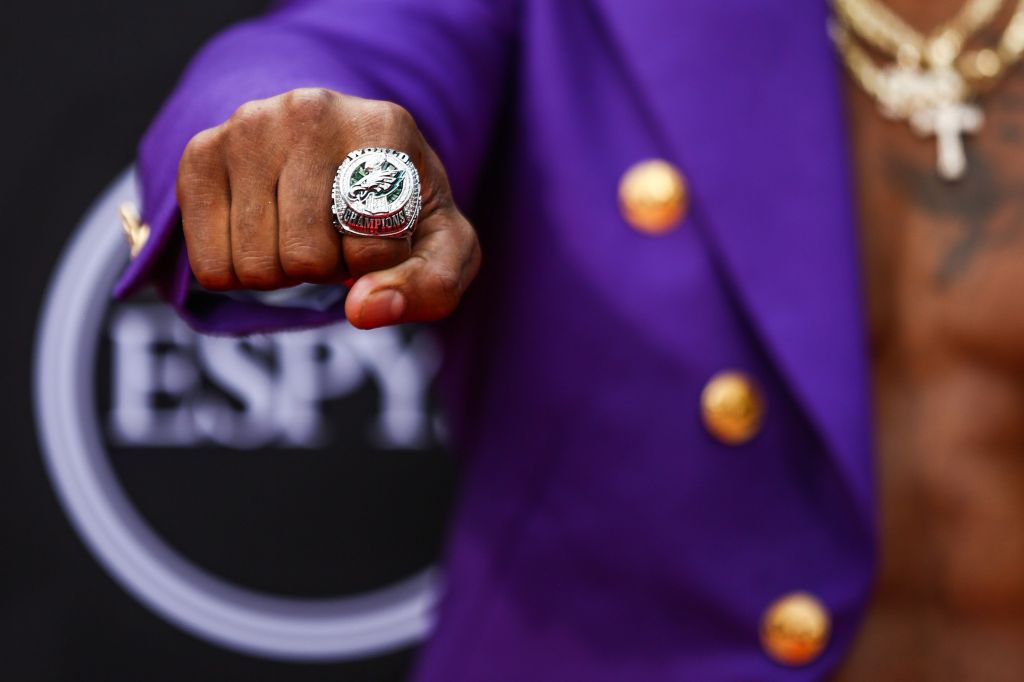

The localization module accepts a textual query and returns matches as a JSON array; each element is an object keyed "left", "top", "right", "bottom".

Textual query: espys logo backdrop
[{"left": 5, "top": 2, "right": 454, "bottom": 680}]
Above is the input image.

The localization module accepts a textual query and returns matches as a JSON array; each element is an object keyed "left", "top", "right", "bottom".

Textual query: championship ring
[{"left": 331, "top": 147, "right": 422, "bottom": 238}]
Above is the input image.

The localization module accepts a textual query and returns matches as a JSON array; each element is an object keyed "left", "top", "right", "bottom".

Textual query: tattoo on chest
[{"left": 885, "top": 147, "right": 1024, "bottom": 288}]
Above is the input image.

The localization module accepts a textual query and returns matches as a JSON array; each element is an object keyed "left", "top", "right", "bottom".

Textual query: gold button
[
  {"left": 700, "top": 371, "right": 764, "bottom": 445},
  {"left": 618, "top": 159, "right": 688, "bottom": 234},
  {"left": 119, "top": 201, "right": 150, "bottom": 259},
  {"left": 760, "top": 592, "right": 831, "bottom": 666}
]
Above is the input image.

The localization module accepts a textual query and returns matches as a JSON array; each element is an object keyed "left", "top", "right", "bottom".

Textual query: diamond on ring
[{"left": 331, "top": 147, "right": 422, "bottom": 238}]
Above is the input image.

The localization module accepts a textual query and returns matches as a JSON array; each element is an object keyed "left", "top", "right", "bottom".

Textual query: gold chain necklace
[
  {"left": 830, "top": 0, "right": 1024, "bottom": 180},
  {"left": 834, "top": 0, "right": 1003, "bottom": 66}
]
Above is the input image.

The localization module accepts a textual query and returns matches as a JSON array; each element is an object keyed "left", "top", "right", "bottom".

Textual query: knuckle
[
  {"left": 180, "top": 128, "right": 222, "bottom": 173},
  {"left": 191, "top": 260, "right": 234, "bottom": 291},
  {"left": 233, "top": 254, "right": 281, "bottom": 290},
  {"left": 357, "top": 99, "right": 416, "bottom": 132},
  {"left": 281, "top": 194, "right": 324, "bottom": 229},
  {"left": 226, "top": 102, "right": 275, "bottom": 148},
  {"left": 348, "top": 238, "right": 390, "bottom": 261},
  {"left": 180, "top": 186, "right": 220, "bottom": 214},
  {"left": 229, "top": 99, "right": 268, "bottom": 129},
  {"left": 233, "top": 201, "right": 271, "bottom": 233},
  {"left": 345, "top": 238, "right": 407, "bottom": 275},
  {"left": 178, "top": 188, "right": 226, "bottom": 234},
  {"left": 284, "top": 87, "right": 335, "bottom": 121},
  {"left": 414, "top": 259, "right": 462, "bottom": 318},
  {"left": 431, "top": 269, "right": 463, "bottom": 311},
  {"left": 281, "top": 244, "right": 336, "bottom": 281},
  {"left": 452, "top": 215, "right": 478, "bottom": 244},
  {"left": 224, "top": 103, "right": 274, "bottom": 160}
]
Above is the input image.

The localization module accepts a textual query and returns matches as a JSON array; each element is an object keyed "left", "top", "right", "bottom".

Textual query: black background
[{"left": 1, "top": 3, "right": 454, "bottom": 680}]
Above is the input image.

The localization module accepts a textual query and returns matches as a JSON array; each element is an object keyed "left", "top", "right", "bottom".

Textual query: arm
[{"left": 115, "top": 0, "right": 515, "bottom": 334}]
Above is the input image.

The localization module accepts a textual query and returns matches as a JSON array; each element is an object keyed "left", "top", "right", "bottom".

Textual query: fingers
[
  {"left": 344, "top": 207, "right": 481, "bottom": 329},
  {"left": 229, "top": 170, "right": 283, "bottom": 290},
  {"left": 225, "top": 101, "right": 289, "bottom": 290},
  {"left": 176, "top": 88, "right": 481, "bottom": 323},
  {"left": 178, "top": 127, "right": 237, "bottom": 290},
  {"left": 278, "top": 155, "right": 413, "bottom": 286},
  {"left": 337, "top": 98, "right": 421, "bottom": 279},
  {"left": 277, "top": 153, "right": 345, "bottom": 283},
  {"left": 342, "top": 235, "right": 411, "bottom": 279}
]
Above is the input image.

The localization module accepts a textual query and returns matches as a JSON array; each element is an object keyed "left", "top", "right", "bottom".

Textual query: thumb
[{"left": 344, "top": 210, "right": 481, "bottom": 329}]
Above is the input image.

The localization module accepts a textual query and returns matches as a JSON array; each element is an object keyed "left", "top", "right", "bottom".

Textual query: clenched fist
[{"left": 176, "top": 88, "right": 481, "bottom": 329}]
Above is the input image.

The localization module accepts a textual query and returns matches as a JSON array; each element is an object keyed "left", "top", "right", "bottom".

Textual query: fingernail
[{"left": 359, "top": 289, "right": 405, "bottom": 327}]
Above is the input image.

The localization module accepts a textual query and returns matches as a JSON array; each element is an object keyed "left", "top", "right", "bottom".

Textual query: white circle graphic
[{"left": 33, "top": 168, "right": 438, "bottom": 661}]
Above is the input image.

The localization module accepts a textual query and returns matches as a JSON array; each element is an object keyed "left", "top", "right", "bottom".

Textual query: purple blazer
[{"left": 116, "top": 1, "right": 875, "bottom": 679}]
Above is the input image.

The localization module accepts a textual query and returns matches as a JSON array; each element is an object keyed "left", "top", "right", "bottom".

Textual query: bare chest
[
  {"left": 851, "top": 74, "right": 1024, "bottom": 370},
  {"left": 838, "top": 68, "right": 1024, "bottom": 681}
]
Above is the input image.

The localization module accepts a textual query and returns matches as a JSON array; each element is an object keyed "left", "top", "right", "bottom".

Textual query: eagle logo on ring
[{"left": 347, "top": 161, "right": 405, "bottom": 203}]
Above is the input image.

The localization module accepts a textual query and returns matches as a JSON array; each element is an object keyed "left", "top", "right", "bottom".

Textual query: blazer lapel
[{"left": 592, "top": 0, "right": 875, "bottom": 526}]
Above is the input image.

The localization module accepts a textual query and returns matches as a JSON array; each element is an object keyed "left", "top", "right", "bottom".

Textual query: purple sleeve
[{"left": 114, "top": 0, "right": 515, "bottom": 335}]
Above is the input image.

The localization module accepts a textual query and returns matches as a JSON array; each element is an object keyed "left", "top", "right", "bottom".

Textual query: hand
[{"left": 176, "top": 88, "right": 481, "bottom": 329}]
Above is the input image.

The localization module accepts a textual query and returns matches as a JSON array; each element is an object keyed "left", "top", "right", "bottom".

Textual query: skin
[
  {"left": 176, "top": 87, "right": 481, "bottom": 330},
  {"left": 834, "top": 1, "right": 1024, "bottom": 679}
]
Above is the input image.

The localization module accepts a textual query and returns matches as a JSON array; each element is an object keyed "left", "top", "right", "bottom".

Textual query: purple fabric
[{"left": 115, "top": 1, "right": 876, "bottom": 679}]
